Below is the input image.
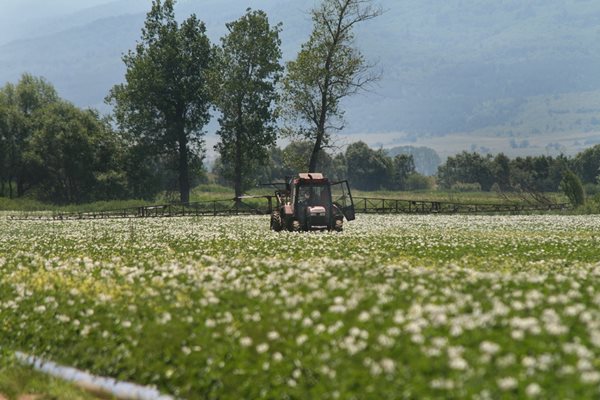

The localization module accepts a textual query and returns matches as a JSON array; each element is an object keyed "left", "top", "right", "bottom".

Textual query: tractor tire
[
  {"left": 270, "top": 211, "right": 283, "bottom": 232},
  {"left": 334, "top": 219, "right": 343, "bottom": 232},
  {"left": 290, "top": 220, "right": 301, "bottom": 232}
]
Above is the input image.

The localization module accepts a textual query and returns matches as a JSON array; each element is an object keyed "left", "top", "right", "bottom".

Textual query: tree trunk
[
  {"left": 309, "top": 68, "right": 330, "bottom": 173},
  {"left": 17, "top": 175, "right": 24, "bottom": 198},
  {"left": 178, "top": 134, "right": 190, "bottom": 204},
  {"left": 234, "top": 131, "right": 243, "bottom": 204},
  {"left": 308, "top": 134, "right": 323, "bottom": 173}
]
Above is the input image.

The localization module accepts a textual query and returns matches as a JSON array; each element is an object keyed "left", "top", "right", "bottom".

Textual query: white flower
[
  {"left": 449, "top": 357, "right": 468, "bottom": 370},
  {"left": 525, "top": 383, "right": 541, "bottom": 397},
  {"left": 377, "top": 334, "right": 394, "bottom": 348},
  {"left": 205, "top": 319, "right": 216, "bottom": 328},
  {"left": 581, "top": 371, "right": 600, "bottom": 384},
  {"left": 358, "top": 311, "right": 370, "bottom": 322},
  {"left": 56, "top": 314, "right": 70, "bottom": 323},
  {"left": 497, "top": 377, "right": 518, "bottom": 391},
  {"left": 479, "top": 341, "right": 500, "bottom": 355},
  {"left": 380, "top": 358, "right": 396, "bottom": 374},
  {"left": 256, "top": 343, "right": 269, "bottom": 354},
  {"left": 240, "top": 337, "right": 253, "bottom": 347},
  {"left": 296, "top": 334, "right": 308, "bottom": 346}
]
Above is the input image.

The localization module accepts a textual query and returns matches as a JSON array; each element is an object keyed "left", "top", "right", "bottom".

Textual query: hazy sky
[{"left": 0, "top": 0, "right": 132, "bottom": 44}]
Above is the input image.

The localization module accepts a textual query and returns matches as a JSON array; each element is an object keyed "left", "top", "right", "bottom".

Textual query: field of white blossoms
[{"left": 1, "top": 214, "right": 600, "bottom": 399}]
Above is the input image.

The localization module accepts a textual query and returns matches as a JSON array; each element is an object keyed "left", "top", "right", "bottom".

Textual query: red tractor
[{"left": 269, "top": 173, "right": 355, "bottom": 232}]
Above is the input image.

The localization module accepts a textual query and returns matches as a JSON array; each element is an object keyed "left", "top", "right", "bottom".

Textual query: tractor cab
[{"left": 270, "top": 173, "right": 355, "bottom": 232}]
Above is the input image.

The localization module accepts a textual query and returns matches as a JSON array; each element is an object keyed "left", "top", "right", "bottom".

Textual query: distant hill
[{"left": 1, "top": 0, "right": 600, "bottom": 157}]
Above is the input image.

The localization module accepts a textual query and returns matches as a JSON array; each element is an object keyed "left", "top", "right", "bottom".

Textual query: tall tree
[
  {"left": 213, "top": 9, "right": 283, "bottom": 199},
  {"left": 392, "top": 154, "right": 415, "bottom": 190},
  {"left": 574, "top": 144, "right": 600, "bottom": 184},
  {"left": 0, "top": 98, "right": 9, "bottom": 196},
  {"left": 345, "top": 141, "right": 392, "bottom": 190},
  {"left": 282, "top": 141, "right": 334, "bottom": 175},
  {"left": 107, "top": 0, "right": 212, "bottom": 203},
  {"left": 0, "top": 74, "right": 58, "bottom": 197},
  {"left": 282, "top": 0, "right": 381, "bottom": 172},
  {"left": 25, "top": 102, "right": 126, "bottom": 203}
]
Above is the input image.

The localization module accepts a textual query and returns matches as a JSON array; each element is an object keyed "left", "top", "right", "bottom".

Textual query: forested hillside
[{"left": 1, "top": 0, "right": 600, "bottom": 155}]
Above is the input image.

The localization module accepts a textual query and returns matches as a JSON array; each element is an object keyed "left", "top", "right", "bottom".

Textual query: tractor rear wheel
[
  {"left": 290, "top": 220, "right": 301, "bottom": 232},
  {"left": 270, "top": 211, "right": 283, "bottom": 232},
  {"left": 334, "top": 219, "right": 343, "bottom": 232}
]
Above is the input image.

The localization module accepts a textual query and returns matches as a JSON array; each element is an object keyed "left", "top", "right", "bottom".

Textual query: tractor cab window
[{"left": 297, "top": 184, "right": 330, "bottom": 207}]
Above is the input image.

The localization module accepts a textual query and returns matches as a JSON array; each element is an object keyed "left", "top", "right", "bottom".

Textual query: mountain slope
[{"left": 1, "top": 0, "right": 599, "bottom": 156}]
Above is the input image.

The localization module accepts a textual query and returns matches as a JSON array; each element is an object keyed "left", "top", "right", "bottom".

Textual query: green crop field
[{"left": 1, "top": 214, "right": 600, "bottom": 399}]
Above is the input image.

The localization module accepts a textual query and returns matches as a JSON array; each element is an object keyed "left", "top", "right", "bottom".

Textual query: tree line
[
  {"left": 2, "top": 70, "right": 599, "bottom": 202},
  {"left": 2, "top": 0, "right": 599, "bottom": 204},
  {"left": 437, "top": 149, "right": 600, "bottom": 199},
  {"left": 0, "top": 0, "right": 382, "bottom": 203},
  {"left": 214, "top": 140, "right": 433, "bottom": 192}
]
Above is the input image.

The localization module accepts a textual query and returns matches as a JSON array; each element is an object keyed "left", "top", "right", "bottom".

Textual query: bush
[
  {"left": 450, "top": 182, "right": 482, "bottom": 192},
  {"left": 583, "top": 183, "right": 600, "bottom": 196},
  {"left": 560, "top": 170, "right": 585, "bottom": 207},
  {"left": 406, "top": 173, "right": 434, "bottom": 190}
]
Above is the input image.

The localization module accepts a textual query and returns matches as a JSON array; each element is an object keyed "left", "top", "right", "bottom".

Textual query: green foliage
[
  {"left": 391, "top": 154, "right": 415, "bottom": 190},
  {"left": 574, "top": 144, "right": 600, "bottom": 184},
  {"left": 583, "top": 183, "right": 600, "bottom": 196},
  {"left": 0, "top": 74, "right": 127, "bottom": 204},
  {"left": 573, "top": 193, "right": 600, "bottom": 214},
  {"left": 346, "top": 141, "right": 392, "bottom": 190},
  {"left": 560, "top": 169, "right": 585, "bottom": 207},
  {"left": 213, "top": 9, "right": 283, "bottom": 198},
  {"left": 438, "top": 152, "right": 568, "bottom": 193},
  {"left": 451, "top": 182, "right": 482, "bottom": 192},
  {"left": 281, "top": 141, "right": 332, "bottom": 175},
  {"left": 405, "top": 173, "right": 434, "bottom": 191},
  {"left": 386, "top": 145, "right": 441, "bottom": 176},
  {"left": 0, "top": 74, "right": 59, "bottom": 198},
  {"left": 107, "top": 0, "right": 213, "bottom": 203},
  {"left": 437, "top": 152, "right": 495, "bottom": 191},
  {"left": 24, "top": 103, "right": 125, "bottom": 203},
  {"left": 0, "top": 364, "right": 98, "bottom": 399}
]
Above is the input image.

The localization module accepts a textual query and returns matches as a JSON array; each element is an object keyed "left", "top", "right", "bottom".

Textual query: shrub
[
  {"left": 583, "top": 183, "right": 600, "bottom": 196},
  {"left": 450, "top": 182, "right": 482, "bottom": 192},
  {"left": 560, "top": 170, "right": 585, "bottom": 207},
  {"left": 406, "top": 173, "right": 434, "bottom": 190}
]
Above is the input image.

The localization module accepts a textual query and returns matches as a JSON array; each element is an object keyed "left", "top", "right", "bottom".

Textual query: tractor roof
[
  {"left": 298, "top": 173, "right": 325, "bottom": 180},
  {"left": 296, "top": 173, "right": 329, "bottom": 184}
]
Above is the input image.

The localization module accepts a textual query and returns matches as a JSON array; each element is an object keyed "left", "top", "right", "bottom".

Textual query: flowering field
[{"left": 1, "top": 214, "right": 600, "bottom": 399}]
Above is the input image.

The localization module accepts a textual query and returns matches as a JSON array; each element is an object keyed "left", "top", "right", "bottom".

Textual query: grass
[
  {"left": 0, "top": 359, "right": 103, "bottom": 400},
  {"left": 0, "top": 183, "right": 570, "bottom": 213},
  {"left": 1, "top": 215, "right": 600, "bottom": 398}
]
